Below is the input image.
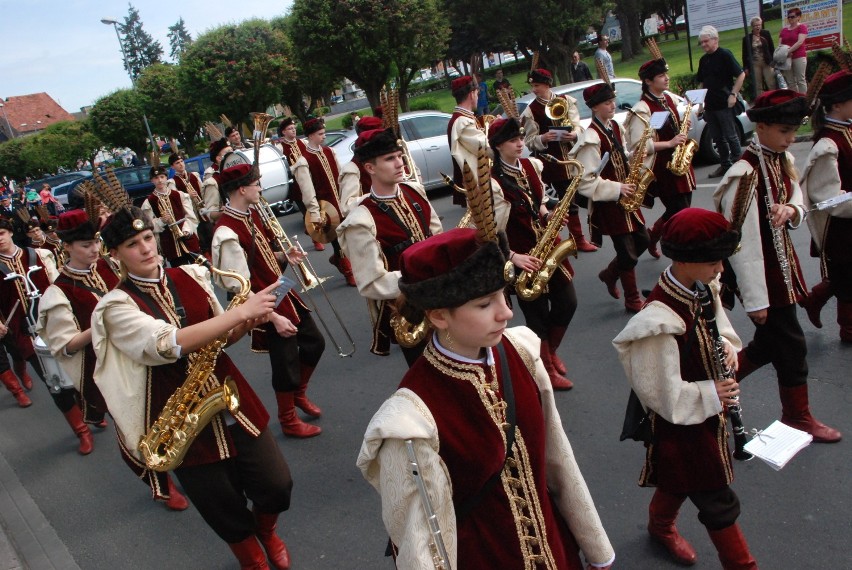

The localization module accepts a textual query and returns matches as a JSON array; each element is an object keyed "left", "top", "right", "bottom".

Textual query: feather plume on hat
[
  {"left": 496, "top": 88, "right": 519, "bottom": 119},
  {"left": 204, "top": 122, "right": 224, "bottom": 142},
  {"left": 462, "top": 145, "right": 498, "bottom": 244},
  {"left": 805, "top": 61, "right": 833, "bottom": 111},
  {"left": 832, "top": 40, "right": 852, "bottom": 72},
  {"left": 595, "top": 58, "right": 612, "bottom": 87}
]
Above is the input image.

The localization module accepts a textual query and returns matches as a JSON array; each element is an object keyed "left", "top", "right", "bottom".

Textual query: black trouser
[
  {"left": 705, "top": 107, "right": 742, "bottom": 170},
  {"left": 826, "top": 256, "right": 852, "bottom": 303},
  {"left": 611, "top": 228, "right": 650, "bottom": 271},
  {"left": 0, "top": 345, "right": 10, "bottom": 375},
  {"left": 742, "top": 304, "right": 807, "bottom": 387},
  {"left": 657, "top": 192, "right": 693, "bottom": 225},
  {"left": 551, "top": 178, "right": 584, "bottom": 213},
  {"left": 516, "top": 271, "right": 577, "bottom": 339},
  {"left": 267, "top": 306, "right": 325, "bottom": 392},
  {"left": 174, "top": 427, "right": 293, "bottom": 543},
  {"left": 664, "top": 487, "right": 741, "bottom": 530}
]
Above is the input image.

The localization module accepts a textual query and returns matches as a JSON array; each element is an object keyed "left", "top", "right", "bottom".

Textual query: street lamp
[
  {"left": 101, "top": 17, "right": 156, "bottom": 160},
  {"left": 0, "top": 102, "right": 13, "bottom": 139}
]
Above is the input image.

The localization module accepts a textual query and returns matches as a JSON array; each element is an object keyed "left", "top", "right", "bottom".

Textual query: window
[
  {"left": 614, "top": 80, "right": 643, "bottom": 111},
  {"left": 403, "top": 115, "right": 449, "bottom": 141}
]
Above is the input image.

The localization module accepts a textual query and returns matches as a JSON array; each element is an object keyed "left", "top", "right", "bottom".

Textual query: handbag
[{"left": 619, "top": 389, "right": 652, "bottom": 443}]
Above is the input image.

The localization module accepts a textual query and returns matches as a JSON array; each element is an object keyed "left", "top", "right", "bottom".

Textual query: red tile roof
[{"left": 2, "top": 93, "right": 75, "bottom": 135}]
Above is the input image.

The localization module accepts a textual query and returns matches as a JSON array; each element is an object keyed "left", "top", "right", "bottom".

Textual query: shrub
[
  {"left": 342, "top": 112, "right": 361, "bottom": 130},
  {"left": 409, "top": 97, "right": 440, "bottom": 111},
  {"left": 670, "top": 73, "right": 699, "bottom": 95}
]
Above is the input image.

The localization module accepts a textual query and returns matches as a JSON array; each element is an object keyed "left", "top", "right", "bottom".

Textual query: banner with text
[
  {"left": 782, "top": 0, "right": 843, "bottom": 51},
  {"left": 685, "top": 0, "right": 760, "bottom": 37}
]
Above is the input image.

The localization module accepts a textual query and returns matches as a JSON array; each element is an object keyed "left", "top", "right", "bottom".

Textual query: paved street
[{"left": 0, "top": 140, "right": 849, "bottom": 569}]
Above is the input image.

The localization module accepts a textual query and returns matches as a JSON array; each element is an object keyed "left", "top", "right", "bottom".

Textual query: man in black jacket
[{"left": 571, "top": 51, "right": 593, "bottom": 82}]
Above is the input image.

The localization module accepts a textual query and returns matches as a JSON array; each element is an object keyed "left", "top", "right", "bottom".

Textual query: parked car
[
  {"left": 26, "top": 171, "right": 92, "bottom": 208},
  {"left": 495, "top": 78, "right": 754, "bottom": 164},
  {"left": 326, "top": 111, "right": 455, "bottom": 191},
  {"left": 168, "top": 153, "right": 212, "bottom": 180}
]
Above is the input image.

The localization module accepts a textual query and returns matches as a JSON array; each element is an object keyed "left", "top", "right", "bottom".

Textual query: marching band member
[
  {"left": 213, "top": 163, "right": 326, "bottom": 438},
  {"left": 573, "top": 81, "right": 650, "bottom": 313},
  {"left": 226, "top": 125, "right": 252, "bottom": 150},
  {"left": 141, "top": 165, "right": 201, "bottom": 267},
  {"left": 522, "top": 67, "right": 597, "bottom": 252},
  {"left": 338, "top": 115, "right": 384, "bottom": 217},
  {"left": 447, "top": 75, "right": 489, "bottom": 207},
  {"left": 169, "top": 152, "right": 213, "bottom": 255},
  {"left": 275, "top": 117, "right": 323, "bottom": 251},
  {"left": 613, "top": 208, "right": 757, "bottom": 569},
  {"left": 489, "top": 117, "right": 576, "bottom": 389},
  {"left": 357, "top": 227, "right": 615, "bottom": 569},
  {"left": 200, "top": 138, "right": 233, "bottom": 223},
  {"left": 337, "top": 128, "right": 442, "bottom": 365},
  {"left": 800, "top": 70, "right": 852, "bottom": 343},
  {"left": 91, "top": 205, "right": 294, "bottom": 569},
  {"left": 293, "top": 117, "right": 356, "bottom": 286},
  {"left": 714, "top": 90, "right": 841, "bottom": 442},
  {"left": 625, "top": 54, "right": 695, "bottom": 259},
  {"left": 0, "top": 216, "right": 32, "bottom": 408},
  {"left": 18, "top": 209, "right": 58, "bottom": 263}
]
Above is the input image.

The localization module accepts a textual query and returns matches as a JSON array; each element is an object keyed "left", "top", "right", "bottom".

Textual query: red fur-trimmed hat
[
  {"left": 451, "top": 76, "right": 477, "bottom": 99},
  {"left": 746, "top": 89, "right": 808, "bottom": 125},
  {"left": 488, "top": 117, "right": 525, "bottom": 150},
  {"left": 353, "top": 129, "right": 402, "bottom": 163},
  {"left": 584, "top": 82, "right": 616, "bottom": 108},
  {"left": 638, "top": 58, "right": 669, "bottom": 81},
  {"left": 527, "top": 68, "right": 553, "bottom": 85},
  {"left": 660, "top": 208, "right": 740, "bottom": 262},
  {"left": 398, "top": 228, "right": 511, "bottom": 312},
  {"left": 303, "top": 117, "right": 325, "bottom": 135},
  {"left": 819, "top": 70, "right": 852, "bottom": 106},
  {"left": 209, "top": 138, "right": 231, "bottom": 163},
  {"left": 219, "top": 163, "right": 259, "bottom": 194},
  {"left": 57, "top": 209, "right": 97, "bottom": 242},
  {"left": 355, "top": 115, "right": 383, "bottom": 135}
]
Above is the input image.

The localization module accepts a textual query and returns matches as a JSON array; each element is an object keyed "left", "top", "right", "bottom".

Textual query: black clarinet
[{"left": 695, "top": 282, "right": 753, "bottom": 461}]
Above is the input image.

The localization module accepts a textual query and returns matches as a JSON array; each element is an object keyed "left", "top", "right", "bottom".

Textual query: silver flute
[
  {"left": 753, "top": 134, "right": 792, "bottom": 289},
  {"left": 405, "top": 440, "right": 451, "bottom": 570}
]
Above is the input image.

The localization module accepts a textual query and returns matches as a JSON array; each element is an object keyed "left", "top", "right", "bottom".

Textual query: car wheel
[
  {"left": 698, "top": 120, "right": 744, "bottom": 164},
  {"left": 274, "top": 200, "right": 298, "bottom": 216}
]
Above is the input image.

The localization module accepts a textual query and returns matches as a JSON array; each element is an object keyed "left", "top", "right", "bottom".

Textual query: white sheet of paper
[
  {"left": 742, "top": 420, "right": 812, "bottom": 471},
  {"left": 552, "top": 129, "right": 572, "bottom": 142},
  {"left": 649, "top": 112, "right": 670, "bottom": 130},
  {"left": 683, "top": 89, "right": 708, "bottom": 104}
]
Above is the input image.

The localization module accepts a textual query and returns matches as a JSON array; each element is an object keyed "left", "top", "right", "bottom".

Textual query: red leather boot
[
  {"left": 254, "top": 508, "right": 291, "bottom": 570},
  {"left": 707, "top": 523, "right": 758, "bottom": 569},
  {"left": 620, "top": 268, "right": 644, "bottom": 313},
  {"left": 800, "top": 279, "right": 832, "bottom": 328},
  {"left": 547, "top": 325, "right": 569, "bottom": 376},
  {"left": 228, "top": 536, "right": 270, "bottom": 570},
  {"left": 165, "top": 474, "right": 190, "bottom": 511},
  {"left": 838, "top": 301, "right": 852, "bottom": 344},
  {"left": 13, "top": 360, "right": 33, "bottom": 391},
  {"left": 337, "top": 256, "right": 357, "bottom": 287},
  {"left": 598, "top": 258, "right": 621, "bottom": 299},
  {"left": 567, "top": 212, "right": 598, "bottom": 252},
  {"left": 541, "top": 340, "right": 572, "bottom": 390},
  {"left": 647, "top": 218, "right": 664, "bottom": 259},
  {"left": 647, "top": 489, "right": 697, "bottom": 566},
  {"left": 294, "top": 365, "right": 321, "bottom": 418},
  {"left": 276, "top": 392, "right": 322, "bottom": 438},
  {"left": 779, "top": 384, "right": 841, "bottom": 443},
  {"left": 312, "top": 239, "right": 325, "bottom": 251},
  {"left": 0, "top": 369, "right": 31, "bottom": 407},
  {"left": 63, "top": 406, "right": 94, "bottom": 455}
]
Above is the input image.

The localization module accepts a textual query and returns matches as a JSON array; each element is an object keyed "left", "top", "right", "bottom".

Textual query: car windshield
[{"left": 403, "top": 115, "right": 449, "bottom": 141}]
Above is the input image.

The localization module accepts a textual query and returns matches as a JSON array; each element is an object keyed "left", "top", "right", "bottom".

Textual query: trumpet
[
  {"left": 157, "top": 195, "right": 193, "bottom": 256},
  {"left": 256, "top": 195, "right": 356, "bottom": 357}
]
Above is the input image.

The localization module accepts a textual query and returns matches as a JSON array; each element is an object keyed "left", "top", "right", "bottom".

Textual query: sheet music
[
  {"left": 743, "top": 420, "right": 812, "bottom": 471},
  {"left": 683, "top": 89, "right": 708, "bottom": 104},
  {"left": 649, "top": 111, "right": 669, "bottom": 130}
]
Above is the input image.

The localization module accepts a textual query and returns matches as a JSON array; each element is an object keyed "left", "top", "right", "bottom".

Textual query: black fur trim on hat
[
  {"left": 57, "top": 221, "right": 98, "bottom": 243},
  {"left": 354, "top": 129, "right": 402, "bottom": 162},
  {"left": 661, "top": 229, "right": 741, "bottom": 262},
  {"left": 0, "top": 218, "right": 14, "bottom": 232},
  {"left": 149, "top": 165, "right": 168, "bottom": 179},
  {"left": 168, "top": 153, "right": 184, "bottom": 165},
  {"left": 527, "top": 69, "right": 553, "bottom": 85},
  {"left": 746, "top": 95, "right": 808, "bottom": 125},
  {"left": 489, "top": 118, "right": 525, "bottom": 150},
  {"left": 639, "top": 58, "right": 668, "bottom": 81},
  {"left": 399, "top": 234, "right": 511, "bottom": 311},
  {"left": 277, "top": 117, "right": 295, "bottom": 136},
  {"left": 100, "top": 206, "right": 153, "bottom": 250},
  {"left": 585, "top": 83, "right": 616, "bottom": 108}
]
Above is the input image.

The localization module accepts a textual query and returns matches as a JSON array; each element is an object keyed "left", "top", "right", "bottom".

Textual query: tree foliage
[
  {"left": 179, "top": 20, "right": 294, "bottom": 128},
  {"left": 119, "top": 4, "right": 163, "bottom": 81},
  {"left": 88, "top": 89, "right": 148, "bottom": 157},
  {"left": 167, "top": 17, "right": 193, "bottom": 62},
  {"left": 0, "top": 122, "right": 102, "bottom": 178},
  {"left": 136, "top": 63, "right": 205, "bottom": 155}
]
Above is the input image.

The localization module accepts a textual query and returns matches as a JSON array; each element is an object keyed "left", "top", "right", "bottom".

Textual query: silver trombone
[{"left": 255, "top": 194, "right": 356, "bottom": 357}]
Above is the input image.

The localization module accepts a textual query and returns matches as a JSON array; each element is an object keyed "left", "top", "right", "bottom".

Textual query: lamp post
[
  {"left": 101, "top": 17, "right": 156, "bottom": 160},
  {"left": 0, "top": 102, "right": 13, "bottom": 139}
]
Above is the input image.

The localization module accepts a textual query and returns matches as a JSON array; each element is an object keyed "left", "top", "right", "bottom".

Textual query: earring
[{"left": 444, "top": 330, "right": 455, "bottom": 352}]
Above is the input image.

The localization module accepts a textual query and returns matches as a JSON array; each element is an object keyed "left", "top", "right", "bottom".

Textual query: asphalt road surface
[{"left": 0, "top": 140, "right": 849, "bottom": 569}]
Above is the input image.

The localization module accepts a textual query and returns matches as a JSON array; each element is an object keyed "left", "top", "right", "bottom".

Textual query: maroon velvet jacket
[
  {"left": 589, "top": 119, "right": 645, "bottom": 236},
  {"left": 641, "top": 92, "right": 695, "bottom": 199},
  {"left": 52, "top": 258, "right": 120, "bottom": 421},
  {"left": 303, "top": 145, "right": 342, "bottom": 217},
  {"left": 279, "top": 138, "right": 308, "bottom": 203},
  {"left": 641, "top": 271, "right": 734, "bottom": 494},
  {"left": 742, "top": 149, "right": 808, "bottom": 306},
  {"left": 527, "top": 96, "right": 577, "bottom": 184},
  {"left": 813, "top": 123, "right": 852, "bottom": 264},
  {"left": 144, "top": 190, "right": 201, "bottom": 261},
  {"left": 400, "top": 337, "right": 583, "bottom": 569},
  {"left": 171, "top": 171, "right": 202, "bottom": 197}
]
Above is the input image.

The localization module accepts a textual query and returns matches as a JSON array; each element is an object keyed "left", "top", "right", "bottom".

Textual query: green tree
[
  {"left": 179, "top": 19, "right": 295, "bottom": 129},
  {"left": 20, "top": 121, "right": 102, "bottom": 175},
  {"left": 390, "top": 0, "right": 450, "bottom": 111},
  {"left": 136, "top": 63, "right": 205, "bottom": 155},
  {"left": 0, "top": 138, "right": 30, "bottom": 179},
  {"left": 167, "top": 17, "right": 193, "bottom": 62},
  {"left": 89, "top": 89, "right": 149, "bottom": 157},
  {"left": 119, "top": 4, "right": 164, "bottom": 80}
]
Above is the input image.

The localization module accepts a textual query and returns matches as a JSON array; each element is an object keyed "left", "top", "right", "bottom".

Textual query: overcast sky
[{"left": 1, "top": 0, "right": 294, "bottom": 113}]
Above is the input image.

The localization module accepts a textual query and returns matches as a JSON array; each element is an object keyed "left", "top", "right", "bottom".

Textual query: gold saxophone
[
  {"left": 666, "top": 97, "right": 698, "bottom": 176},
  {"left": 138, "top": 261, "right": 249, "bottom": 472},
  {"left": 157, "top": 192, "right": 193, "bottom": 256},
  {"left": 619, "top": 110, "right": 656, "bottom": 213},
  {"left": 390, "top": 312, "right": 430, "bottom": 348},
  {"left": 515, "top": 157, "right": 583, "bottom": 301}
]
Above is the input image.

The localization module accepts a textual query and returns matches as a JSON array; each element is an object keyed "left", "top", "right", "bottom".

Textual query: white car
[{"left": 327, "top": 111, "right": 455, "bottom": 191}]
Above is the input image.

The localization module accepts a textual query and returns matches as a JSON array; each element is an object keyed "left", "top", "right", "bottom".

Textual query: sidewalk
[{"left": 0, "top": 450, "right": 79, "bottom": 570}]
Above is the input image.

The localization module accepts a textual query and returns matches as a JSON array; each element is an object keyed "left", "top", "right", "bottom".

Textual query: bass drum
[
  {"left": 33, "top": 335, "right": 75, "bottom": 393},
  {"left": 221, "top": 144, "right": 292, "bottom": 210}
]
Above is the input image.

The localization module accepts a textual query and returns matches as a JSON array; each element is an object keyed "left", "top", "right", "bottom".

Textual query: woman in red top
[{"left": 779, "top": 7, "right": 808, "bottom": 93}]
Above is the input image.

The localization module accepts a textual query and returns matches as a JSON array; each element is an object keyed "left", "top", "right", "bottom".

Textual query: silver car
[
  {"left": 502, "top": 78, "right": 754, "bottom": 164},
  {"left": 327, "top": 111, "right": 455, "bottom": 191}
]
